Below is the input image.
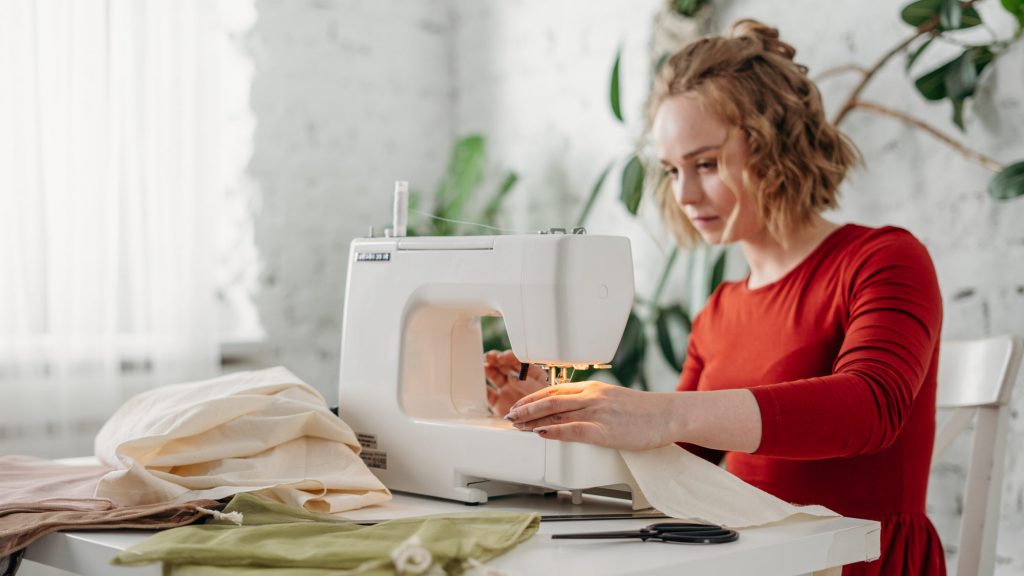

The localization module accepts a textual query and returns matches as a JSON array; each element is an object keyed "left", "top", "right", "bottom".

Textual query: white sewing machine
[{"left": 337, "top": 188, "right": 642, "bottom": 505}]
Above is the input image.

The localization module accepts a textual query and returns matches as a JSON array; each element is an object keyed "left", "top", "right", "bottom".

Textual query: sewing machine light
[{"left": 541, "top": 363, "right": 615, "bottom": 386}]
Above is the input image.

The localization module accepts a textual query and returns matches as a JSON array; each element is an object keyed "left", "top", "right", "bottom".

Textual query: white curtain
[{"left": 0, "top": 0, "right": 224, "bottom": 457}]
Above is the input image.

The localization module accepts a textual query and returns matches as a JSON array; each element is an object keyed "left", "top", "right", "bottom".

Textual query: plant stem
[
  {"left": 830, "top": 0, "right": 985, "bottom": 126},
  {"left": 833, "top": 30, "right": 926, "bottom": 125},
  {"left": 849, "top": 100, "right": 1004, "bottom": 172},
  {"left": 813, "top": 64, "right": 868, "bottom": 83},
  {"left": 576, "top": 162, "right": 613, "bottom": 228}
]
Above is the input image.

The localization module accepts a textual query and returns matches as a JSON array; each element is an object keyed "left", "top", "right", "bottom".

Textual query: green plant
[
  {"left": 827, "top": 0, "right": 1024, "bottom": 200},
  {"left": 406, "top": 135, "right": 519, "bottom": 238},
  {"left": 671, "top": 0, "right": 712, "bottom": 18}
]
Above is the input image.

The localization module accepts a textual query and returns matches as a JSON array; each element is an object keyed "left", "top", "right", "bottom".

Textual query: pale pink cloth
[
  {"left": 0, "top": 455, "right": 111, "bottom": 505},
  {"left": 0, "top": 455, "right": 217, "bottom": 556}
]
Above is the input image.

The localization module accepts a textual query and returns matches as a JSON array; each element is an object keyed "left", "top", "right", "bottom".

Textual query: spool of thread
[{"left": 393, "top": 181, "right": 409, "bottom": 237}]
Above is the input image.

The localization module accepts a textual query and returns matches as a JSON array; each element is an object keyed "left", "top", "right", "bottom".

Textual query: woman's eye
[
  {"left": 664, "top": 167, "right": 679, "bottom": 179},
  {"left": 696, "top": 160, "right": 717, "bottom": 171}
]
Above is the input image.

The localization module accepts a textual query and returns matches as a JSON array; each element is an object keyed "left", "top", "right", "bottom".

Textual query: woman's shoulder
[
  {"left": 833, "top": 224, "right": 940, "bottom": 309},
  {"left": 840, "top": 222, "right": 922, "bottom": 244},
  {"left": 834, "top": 223, "right": 933, "bottom": 266}
]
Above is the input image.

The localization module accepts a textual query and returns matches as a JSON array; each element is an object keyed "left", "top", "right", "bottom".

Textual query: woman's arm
[
  {"left": 505, "top": 384, "right": 762, "bottom": 452},
  {"left": 675, "top": 324, "right": 728, "bottom": 463}
]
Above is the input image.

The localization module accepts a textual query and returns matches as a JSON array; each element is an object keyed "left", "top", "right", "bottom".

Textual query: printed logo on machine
[
  {"left": 354, "top": 432, "right": 386, "bottom": 469},
  {"left": 360, "top": 450, "right": 387, "bottom": 470},
  {"left": 356, "top": 433, "right": 377, "bottom": 450},
  {"left": 355, "top": 252, "right": 391, "bottom": 262}
]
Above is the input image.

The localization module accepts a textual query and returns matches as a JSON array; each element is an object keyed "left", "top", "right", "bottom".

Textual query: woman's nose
[{"left": 672, "top": 174, "right": 701, "bottom": 206}]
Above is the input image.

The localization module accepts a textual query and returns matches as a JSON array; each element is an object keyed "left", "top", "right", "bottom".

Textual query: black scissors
[{"left": 551, "top": 522, "right": 739, "bottom": 544}]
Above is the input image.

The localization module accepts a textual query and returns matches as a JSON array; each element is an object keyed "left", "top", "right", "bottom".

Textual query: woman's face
[{"left": 652, "top": 93, "right": 762, "bottom": 244}]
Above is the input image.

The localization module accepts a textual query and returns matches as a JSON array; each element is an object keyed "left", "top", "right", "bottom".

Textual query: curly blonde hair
[{"left": 648, "top": 19, "right": 860, "bottom": 246}]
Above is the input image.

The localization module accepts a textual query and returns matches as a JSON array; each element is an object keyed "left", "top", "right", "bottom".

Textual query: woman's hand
[
  {"left": 484, "top": 350, "right": 548, "bottom": 417},
  {"left": 503, "top": 381, "right": 684, "bottom": 451}
]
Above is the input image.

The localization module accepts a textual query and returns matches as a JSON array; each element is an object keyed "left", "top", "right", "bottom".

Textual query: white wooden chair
[{"left": 932, "top": 335, "right": 1023, "bottom": 576}]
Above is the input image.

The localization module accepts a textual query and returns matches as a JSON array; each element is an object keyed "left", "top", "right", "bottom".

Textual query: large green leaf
[
  {"left": 1002, "top": 0, "right": 1024, "bottom": 27},
  {"left": 944, "top": 50, "right": 979, "bottom": 101},
  {"left": 620, "top": 154, "right": 645, "bottom": 215},
  {"left": 609, "top": 310, "right": 646, "bottom": 389},
  {"left": 950, "top": 97, "right": 967, "bottom": 130},
  {"left": 987, "top": 160, "right": 1024, "bottom": 200},
  {"left": 610, "top": 47, "right": 623, "bottom": 122},
  {"left": 914, "top": 46, "right": 994, "bottom": 102},
  {"left": 651, "top": 247, "right": 680, "bottom": 308},
  {"left": 672, "top": 0, "right": 709, "bottom": 17},
  {"left": 905, "top": 36, "right": 935, "bottom": 72},
  {"left": 901, "top": 0, "right": 981, "bottom": 29},
  {"left": 576, "top": 161, "right": 614, "bottom": 227},
  {"left": 433, "top": 135, "right": 486, "bottom": 233},
  {"left": 914, "top": 60, "right": 950, "bottom": 100},
  {"left": 708, "top": 249, "right": 728, "bottom": 295},
  {"left": 902, "top": 0, "right": 941, "bottom": 25},
  {"left": 481, "top": 316, "right": 511, "bottom": 352},
  {"left": 654, "top": 52, "right": 671, "bottom": 75},
  {"left": 654, "top": 304, "right": 692, "bottom": 372},
  {"left": 940, "top": 0, "right": 962, "bottom": 29},
  {"left": 481, "top": 172, "right": 518, "bottom": 225}
]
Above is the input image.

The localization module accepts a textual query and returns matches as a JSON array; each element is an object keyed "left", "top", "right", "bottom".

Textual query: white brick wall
[
  {"left": 248, "top": 0, "right": 1023, "bottom": 572},
  {"left": 247, "top": 0, "right": 455, "bottom": 393}
]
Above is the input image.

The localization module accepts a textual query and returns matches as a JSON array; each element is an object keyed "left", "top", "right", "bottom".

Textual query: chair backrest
[{"left": 932, "top": 335, "right": 1022, "bottom": 576}]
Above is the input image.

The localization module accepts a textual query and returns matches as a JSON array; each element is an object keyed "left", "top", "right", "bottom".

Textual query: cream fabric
[
  {"left": 621, "top": 445, "right": 837, "bottom": 528},
  {"left": 94, "top": 367, "right": 390, "bottom": 513}
]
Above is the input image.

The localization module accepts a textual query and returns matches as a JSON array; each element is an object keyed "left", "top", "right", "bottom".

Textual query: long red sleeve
[
  {"left": 749, "top": 228, "right": 942, "bottom": 458},
  {"left": 677, "top": 224, "right": 945, "bottom": 575}
]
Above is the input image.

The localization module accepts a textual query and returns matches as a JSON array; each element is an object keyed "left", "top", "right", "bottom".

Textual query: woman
[{"left": 486, "top": 19, "right": 945, "bottom": 576}]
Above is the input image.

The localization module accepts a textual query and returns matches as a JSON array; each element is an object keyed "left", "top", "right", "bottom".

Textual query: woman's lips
[{"left": 690, "top": 215, "right": 720, "bottom": 230}]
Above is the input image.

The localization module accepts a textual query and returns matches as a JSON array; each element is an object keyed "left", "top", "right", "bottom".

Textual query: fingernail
[
  {"left": 535, "top": 428, "right": 549, "bottom": 436},
  {"left": 504, "top": 410, "right": 518, "bottom": 421}
]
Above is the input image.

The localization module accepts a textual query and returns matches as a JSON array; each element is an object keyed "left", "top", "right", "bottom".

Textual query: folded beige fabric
[
  {"left": 94, "top": 366, "right": 390, "bottom": 513},
  {"left": 621, "top": 445, "right": 837, "bottom": 528},
  {"left": 0, "top": 455, "right": 217, "bottom": 556}
]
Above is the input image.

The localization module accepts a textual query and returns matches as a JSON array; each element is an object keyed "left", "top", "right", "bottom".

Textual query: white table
[{"left": 23, "top": 491, "right": 881, "bottom": 576}]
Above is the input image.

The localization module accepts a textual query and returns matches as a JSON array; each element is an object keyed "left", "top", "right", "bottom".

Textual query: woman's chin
[{"left": 697, "top": 230, "right": 725, "bottom": 244}]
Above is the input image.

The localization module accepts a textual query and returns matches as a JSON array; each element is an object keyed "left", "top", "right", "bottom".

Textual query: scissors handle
[{"left": 658, "top": 527, "right": 739, "bottom": 544}]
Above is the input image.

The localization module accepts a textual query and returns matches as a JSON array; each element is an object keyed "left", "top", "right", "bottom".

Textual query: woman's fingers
[
  {"left": 484, "top": 363, "right": 510, "bottom": 388},
  {"left": 494, "top": 349, "right": 522, "bottom": 370},
  {"left": 510, "top": 383, "right": 586, "bottom": 412},
  {"left": 506, "top": 393, "right": 590, "bottom": 424},
  {"left": 534, "top": 422, "right": 609, "bottom": 446},
  {"left": 512, "top": 406, "right": 592, "bottom": 430}
]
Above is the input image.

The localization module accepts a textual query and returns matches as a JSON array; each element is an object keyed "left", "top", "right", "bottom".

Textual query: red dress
[{"left": 678, "top": 224, "right": 946, "bottom": 575}]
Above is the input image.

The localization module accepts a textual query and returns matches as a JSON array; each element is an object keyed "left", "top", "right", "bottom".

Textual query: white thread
[
  {"left": 412, "top": 210, "right": 531, "bottom": 234},
  {"left": 390, "top": 534, "right": 433, "bottom": 575},
  {"left": 196, "top": 506, "right": 244, "bottom": 526}
]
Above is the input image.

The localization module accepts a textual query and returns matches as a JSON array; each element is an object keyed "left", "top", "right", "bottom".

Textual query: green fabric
[{"left": 111, "top": 493, "right": 539, "bottom": 576}]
